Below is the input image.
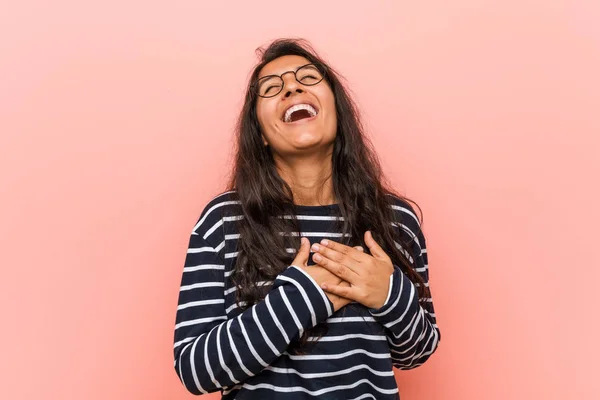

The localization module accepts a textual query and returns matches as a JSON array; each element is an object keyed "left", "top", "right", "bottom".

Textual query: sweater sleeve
[
  {"left": 368, "top": 220, "right": 440, "bottom": 370},
  {"left": 173, "top": 212, "right": 334, "bottom": 395}
]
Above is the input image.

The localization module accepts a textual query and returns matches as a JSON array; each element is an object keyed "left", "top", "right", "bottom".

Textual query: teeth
[{"left": 284, "top": 103, "right": 317, "bottom": 123}]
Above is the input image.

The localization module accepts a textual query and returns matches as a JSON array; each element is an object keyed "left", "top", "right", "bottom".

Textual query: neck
[{"left": 273, "top": 150, "right": 336, "bottom": 206}]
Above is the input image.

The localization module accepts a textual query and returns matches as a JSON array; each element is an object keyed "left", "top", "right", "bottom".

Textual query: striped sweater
[{"left": 173, "top": 190, "right": 440, "bottom": 399}]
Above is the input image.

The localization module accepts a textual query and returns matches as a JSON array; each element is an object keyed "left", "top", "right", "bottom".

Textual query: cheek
[
  {"left": 316, "top": 86, "right": 335, "bottom": 115},
  {"left": 256, "top": 101, "right": 279, "bottom": 132},
  {"left": 322, "top": 92, "right": 337, "bottom": 128},
  {"left": 255, "top": 102, "right": 267, "bottom": 128}
]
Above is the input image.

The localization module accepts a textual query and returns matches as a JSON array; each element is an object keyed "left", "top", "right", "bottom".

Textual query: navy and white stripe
[{"left": 173, "top": 190, "right": 440, "bottom": 399}]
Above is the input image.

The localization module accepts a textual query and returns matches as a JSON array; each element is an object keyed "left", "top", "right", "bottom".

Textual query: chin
[
  {"left": 294, "top": 131, "right": 336, "bottom": 149},
  {"left": 294, "top": 129, "right": 323, "bottom": 140}
]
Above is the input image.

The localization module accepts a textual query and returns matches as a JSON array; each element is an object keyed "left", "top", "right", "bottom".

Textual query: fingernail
[
  {"left": 311, "top": 244, "right": 320, "bottom": 252},
  {"left": 320, "top": 239, "right": 329, "bottom": 246},
  {"left": 321, "top": 283, "right": 328, "bottom": 289}
]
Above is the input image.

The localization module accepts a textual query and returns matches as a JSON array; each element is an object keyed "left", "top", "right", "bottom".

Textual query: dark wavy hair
[{"left": 224, "top": 38, "right": 430, "bottom": 353}]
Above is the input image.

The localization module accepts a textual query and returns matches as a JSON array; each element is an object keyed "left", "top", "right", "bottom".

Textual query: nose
[{"left": 281, "top": 71, "right": 304, "bottom": 97}]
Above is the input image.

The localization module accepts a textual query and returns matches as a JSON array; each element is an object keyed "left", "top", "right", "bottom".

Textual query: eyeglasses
[{"left": 253, "top": 63, "right": 326, "bottom": 98}]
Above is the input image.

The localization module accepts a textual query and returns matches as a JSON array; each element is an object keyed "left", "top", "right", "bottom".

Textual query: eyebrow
[{"left": 258, "top": 64, "right": 307, "bottom": 80}]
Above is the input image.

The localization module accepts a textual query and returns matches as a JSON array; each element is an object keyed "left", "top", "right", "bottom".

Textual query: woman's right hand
[{"left": 291, "top": 237, "right": 362, "bottom": 312}]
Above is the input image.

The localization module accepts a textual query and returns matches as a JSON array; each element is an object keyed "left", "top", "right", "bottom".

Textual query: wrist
[{"left": 373, "top": 273, "right": 394, "bottom": 308}]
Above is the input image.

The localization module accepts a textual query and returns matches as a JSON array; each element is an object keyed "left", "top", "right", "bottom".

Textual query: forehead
[{"left": 258, "top": 55, "right": 311, "bottom": 78}]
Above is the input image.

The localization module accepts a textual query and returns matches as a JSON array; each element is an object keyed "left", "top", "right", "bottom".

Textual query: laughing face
[{"left": 256, "top": 55, "right": 337, "bottom": 157}]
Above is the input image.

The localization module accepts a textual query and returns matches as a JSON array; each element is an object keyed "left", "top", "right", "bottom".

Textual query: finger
[
  {"left": 316, "top": 239, "right": 367, "bottom": 263},
  {"left": 312, "top": 251, "right": 358, "bottom": 283},
  {"left": 317, "top": 240, "right": 367, "bottom": 264},
  {"left": 292, "top": 237, "right": 311, "bottom": 267},
  {"left": 314, "top": 242, "right": 365, "bottom": 274},
  {"left": 364, "top": 231, "right": 388, "bottom": 260},
  {"left": 321, "top": 282, "right": 355, "bottom": 300}
]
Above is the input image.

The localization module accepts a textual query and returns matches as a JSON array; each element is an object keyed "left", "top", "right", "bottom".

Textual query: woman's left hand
[{"left": 311, "top": 231, "right": 394, "bottom": 309}]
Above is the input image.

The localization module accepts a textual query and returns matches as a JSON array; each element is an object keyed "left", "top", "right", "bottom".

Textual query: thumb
[
  {"left": 293, "top": 237, "right": 311, "bottom": 267},
  {"left": 364, "top": 231, "right": 385, "bottom": 259}
]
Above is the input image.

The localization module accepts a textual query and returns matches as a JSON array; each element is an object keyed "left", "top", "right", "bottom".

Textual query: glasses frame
[{"left": 253, "top": 62, "right": 327, "bottom": 98}]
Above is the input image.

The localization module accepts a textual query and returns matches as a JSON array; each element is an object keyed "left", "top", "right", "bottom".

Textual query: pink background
[{"left": 1, "top": 1, "right": 599, "bottom": 399}]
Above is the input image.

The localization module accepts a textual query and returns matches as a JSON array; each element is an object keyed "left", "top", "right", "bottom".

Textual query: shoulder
[
  {"left": 199, "top": 190, "right": 241, "bottom": 218},
  {"left": 192, "top": 189, "right": 241, "bottom": 236},
  {"left": 385, "top": 193, "right": 423, "bottom": 241}
]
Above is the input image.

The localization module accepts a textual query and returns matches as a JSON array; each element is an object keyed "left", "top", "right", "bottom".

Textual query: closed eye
[{"left": 264, "top": 84, "right": 282, "bottom": 94}]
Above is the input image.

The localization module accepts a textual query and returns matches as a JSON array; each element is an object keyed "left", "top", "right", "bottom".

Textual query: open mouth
[{"left": 282, "top": 103, "right": 319, "bottom": 123}]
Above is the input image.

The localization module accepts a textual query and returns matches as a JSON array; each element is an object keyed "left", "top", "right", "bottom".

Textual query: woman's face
[{"left": 255, "top": 55, "right": 337, "bottom": 157}]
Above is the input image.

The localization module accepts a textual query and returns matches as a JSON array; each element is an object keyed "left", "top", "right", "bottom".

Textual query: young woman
[{"left": 173, "top": 38, "right": 440, "bottom": 399}]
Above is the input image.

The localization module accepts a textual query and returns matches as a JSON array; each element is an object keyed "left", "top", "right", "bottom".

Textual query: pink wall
[{"left": 1, "top": 1, "right": 598, "bottom": 399}]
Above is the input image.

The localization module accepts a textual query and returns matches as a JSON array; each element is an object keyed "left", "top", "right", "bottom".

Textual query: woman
[{"left": 173, "top": 38, "right": 440, "bottom": 399}]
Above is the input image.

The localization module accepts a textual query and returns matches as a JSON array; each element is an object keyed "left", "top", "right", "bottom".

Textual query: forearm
[
  {"left": 174, "top": 266, "right": 334, "bottom": 394},
  {"left": 369, "top": 266, "right": 440, "bottom": 369}
]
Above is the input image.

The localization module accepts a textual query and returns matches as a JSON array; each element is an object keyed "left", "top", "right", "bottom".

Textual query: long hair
[{"left": 225, "top": 38, "right": 430, "bottom": 353}]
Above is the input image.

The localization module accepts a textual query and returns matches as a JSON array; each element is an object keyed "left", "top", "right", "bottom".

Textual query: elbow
[
  {"left": 395, "top": 330, "right": 441, "bottom": 370},
  {"left": 396, "top": 349, "right": 437, "bottom": 370},
  {"left": 174, "top": 365, "right": 203, "bottom": 396},
  {"left": 174, "top": 359, "right": 218, "bottom": 396}
]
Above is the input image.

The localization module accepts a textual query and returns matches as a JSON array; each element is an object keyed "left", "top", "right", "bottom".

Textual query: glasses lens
[
  {"left": 257, "top": 76, "right": 283, "bottom": 97},
  {"left": 296, "top": 64, "right": 324, "bottom": 86}
]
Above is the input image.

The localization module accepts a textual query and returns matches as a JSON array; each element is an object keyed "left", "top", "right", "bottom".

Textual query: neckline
[
  {"left": 293, "top": 203, "right": 338, "bottom": 208},
  {"left": 293, "top": 203, "right": 340, "bottom": 214}
]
